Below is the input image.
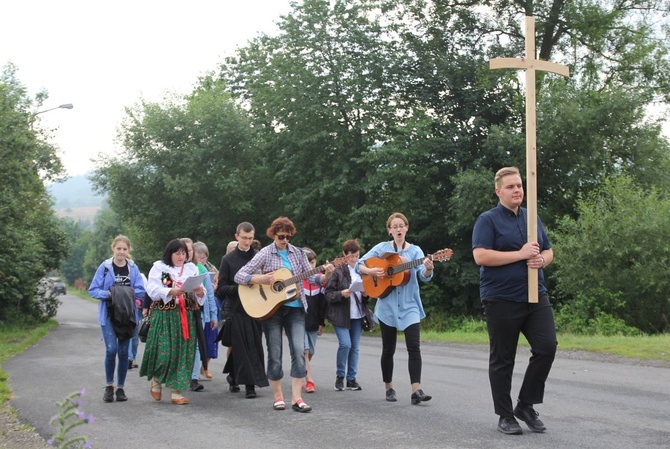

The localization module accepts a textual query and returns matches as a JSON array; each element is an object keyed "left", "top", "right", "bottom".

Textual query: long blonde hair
[{"left": 111, "top": 235, "right": 133, "bottom": 259}]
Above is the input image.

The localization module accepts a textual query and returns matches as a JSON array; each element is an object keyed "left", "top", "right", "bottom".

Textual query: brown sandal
[{"left": 150, "top": 378, "right": 162, "bottom": 401}]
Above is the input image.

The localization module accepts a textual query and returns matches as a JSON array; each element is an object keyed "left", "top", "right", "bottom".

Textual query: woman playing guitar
[{"left": 358, "top": 212, "right": 440, "bottom": 406}]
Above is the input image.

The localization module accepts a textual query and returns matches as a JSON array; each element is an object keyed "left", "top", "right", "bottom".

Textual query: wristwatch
[{"left": 540, "top": 255, "right": 546, "bottom": 268}]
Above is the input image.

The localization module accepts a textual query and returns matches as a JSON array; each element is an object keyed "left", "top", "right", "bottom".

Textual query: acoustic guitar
[
  {"left": 362, "top": 248, "right": 453, "bottom": 298},
  {"left": 239, "top": 256, "right": 347, "bottom": 319}
]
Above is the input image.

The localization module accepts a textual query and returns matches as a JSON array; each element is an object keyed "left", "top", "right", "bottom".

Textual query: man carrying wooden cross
[
  {"left": 471, "top": 16, "right": 568, "bottom": 435},
  {"left": 472, "top": 167, "right": 557, "bottom": 435}
]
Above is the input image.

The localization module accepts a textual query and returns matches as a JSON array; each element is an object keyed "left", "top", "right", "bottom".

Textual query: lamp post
[{"left": 34, "top": 103, "right": 74, "bottom": 116}]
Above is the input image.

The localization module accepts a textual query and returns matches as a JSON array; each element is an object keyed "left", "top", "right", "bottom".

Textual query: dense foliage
[
  {"left": 0, "top": 64, "right": 69, "bottom": 322},
  {"left": 90, "top": 0, "right": 670, "bottom": 332},
  {"left": 552, "top": 176, "right": 670, "bottom": 333}
]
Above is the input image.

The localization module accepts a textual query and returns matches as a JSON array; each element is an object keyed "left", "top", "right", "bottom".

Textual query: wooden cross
[{"left": 490, "top": 16, "right": 569, "bottom": 303}]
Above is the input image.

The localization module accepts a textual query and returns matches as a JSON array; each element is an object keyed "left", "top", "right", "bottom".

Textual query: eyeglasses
[{"left": 276, "top": 234, "right": 292, "bottom": 241}]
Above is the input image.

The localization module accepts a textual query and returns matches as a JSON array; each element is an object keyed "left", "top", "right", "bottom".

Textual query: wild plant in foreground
[{"left": 47, "top": 389, "right": 94, "bottom": 448}]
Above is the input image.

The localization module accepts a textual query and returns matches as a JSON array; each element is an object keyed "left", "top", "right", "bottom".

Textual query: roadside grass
[
  {"left": 0, "top": 320, "right": 57, "bottom": 405},
  {"left": 67, "top": 287, "right": 94, "bottom": 302},
  {"left": 422, "top": 329, "right": 670, "bottom": 363}
]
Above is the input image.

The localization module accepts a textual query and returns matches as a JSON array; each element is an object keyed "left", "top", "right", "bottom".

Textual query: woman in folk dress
[{"left": 139, "top": 239, "right": 205, "bottom": 405}]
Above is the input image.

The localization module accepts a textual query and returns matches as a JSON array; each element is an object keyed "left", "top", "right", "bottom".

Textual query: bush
[
  {"left": 555, "top": 291, "right": 641, "bottom": 336},
  {"left": 552, "top": 176, "right": 670, "bottom": 333}
]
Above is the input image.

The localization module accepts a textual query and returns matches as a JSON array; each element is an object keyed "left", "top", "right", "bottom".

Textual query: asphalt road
[{"left": 6, "top": 294, "right": 670, "bottom": 449}]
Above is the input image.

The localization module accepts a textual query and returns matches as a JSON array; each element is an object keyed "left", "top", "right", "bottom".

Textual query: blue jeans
[
  {"left": 101, "top": 318, "right": 130, "bottom": 387},
  {"left": 333, "top": 318, "right": 362, "bottom": 381},
  {"left": 262, "top": 306, "right": 306, "bottom": 380}
]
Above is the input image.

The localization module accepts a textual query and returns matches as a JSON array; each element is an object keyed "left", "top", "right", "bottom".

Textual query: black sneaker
[
  {"left": 514, "top": 403, "right": 546, "bottom": 432},
  {"left": 245, "top": 386, "right": 256, "bottom": 399},
  {"left": 115, "top": 388, "right": 127, "bottom": 402},
  {"left": 103, "top": 386, "right": 114, "bottom": 403},
  {"left": 497, "top": 416, "right": 523, "bottom": 435},
  {"left": 189, "top": 379, "right": 204, "bottom": 392},
  {"left": 410, "top": 389, "right": 432, "bottom": 405},
  {"left": 227, "top": 374, "right": 240, "bottom": 393},
  {"left": 346, "top": 379, "right": 362, "bottom": 391},
  {"left": 385, "top": 388, "right": 397, "bottom": 402},
  {"left": 334, "top": 376, "right": 344, "bottom": 391}
]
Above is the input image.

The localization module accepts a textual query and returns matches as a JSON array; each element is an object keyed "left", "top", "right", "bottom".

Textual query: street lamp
[{"left": 34, "top": 103, "right": 74, "bottom": 115}]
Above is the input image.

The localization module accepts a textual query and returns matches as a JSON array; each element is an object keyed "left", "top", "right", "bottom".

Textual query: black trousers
[
  {"left": 379, "top": 320, "right": 422, "bottom": 384},
  {"left": 483, "top": 294, "right": 557, "bottom": 418}
]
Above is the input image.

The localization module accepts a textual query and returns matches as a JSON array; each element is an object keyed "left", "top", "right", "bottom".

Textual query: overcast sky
[{"left": 1, "top": 0, "right": 292, "bottom": 177}]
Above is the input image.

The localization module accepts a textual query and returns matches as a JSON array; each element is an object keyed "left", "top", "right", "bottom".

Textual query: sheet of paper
[
  {"left": 350, "top": 280, "right": 365, "bottom": 292},
  {"left": 181, "top": 273, "right": 207, "bottom": 292}
]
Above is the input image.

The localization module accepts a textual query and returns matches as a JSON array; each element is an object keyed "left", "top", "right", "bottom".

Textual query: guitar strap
[{"left": 393, "top": 241, "right": 406, "bottom": 252}]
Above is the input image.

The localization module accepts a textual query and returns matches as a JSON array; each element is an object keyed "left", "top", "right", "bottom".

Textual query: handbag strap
[{"left": 354, "top": 294, "right": 365, "bottom": 316}]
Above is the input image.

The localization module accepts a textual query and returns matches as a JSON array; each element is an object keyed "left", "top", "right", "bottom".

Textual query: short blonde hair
[{"left": 494, "top": 167, "right": 521, "bottom": 189}]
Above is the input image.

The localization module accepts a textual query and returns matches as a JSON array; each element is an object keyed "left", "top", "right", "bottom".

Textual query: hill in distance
[
  {"left": 49, "top": 175, "right": 106, "bottom": 222},
  {"left": 48, "top": 175, "right": 105, "bottom": 209}
]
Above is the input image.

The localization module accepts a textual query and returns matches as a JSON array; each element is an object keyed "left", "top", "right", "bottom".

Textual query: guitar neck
[
  {"left": 281, "top": 265, "right": 324, "bottom": 287},
  {"left": 389, "top": 257, "right": 427, "bottom": 275}
]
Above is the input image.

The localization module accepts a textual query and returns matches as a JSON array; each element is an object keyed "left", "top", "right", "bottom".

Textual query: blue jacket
[
  {"left": 197, "top": 263, "right": 219, "bottom": 323},
  {"left": 88, "top": 258, "right": 145, "bottom": 326}
]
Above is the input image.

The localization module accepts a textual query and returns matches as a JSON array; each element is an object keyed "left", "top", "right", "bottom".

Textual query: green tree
[
  {"left": 0, "top": 63, "right": 68, "bottom": 321},
  {"left": 221, "top": 0, "right": 422, "bottom": 256},
  {"left": 92, "top": 78, "right": 263, "bottom": 260},
  {"left": 81, "top": 209, "right": 123, "bottom": 282},
  {"left": 552, "top": 175, "right": 670, "bottom": 333},
  {"left": 59, "top": 219, "right": 89, "bottom": 285}
]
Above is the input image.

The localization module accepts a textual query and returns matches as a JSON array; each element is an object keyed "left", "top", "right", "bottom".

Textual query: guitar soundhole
[{"left": 272, "top": 282, "right": 284, "bottom": 293}]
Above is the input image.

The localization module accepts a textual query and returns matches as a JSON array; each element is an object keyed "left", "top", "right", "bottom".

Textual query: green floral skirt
[{"left": 139, "top": 305, "right": 196, "bottom": 392}]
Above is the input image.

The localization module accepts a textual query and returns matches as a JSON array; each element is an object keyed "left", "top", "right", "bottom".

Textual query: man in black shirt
[{"left": 215, "top": 222, "right": 269, "bottom": 398}]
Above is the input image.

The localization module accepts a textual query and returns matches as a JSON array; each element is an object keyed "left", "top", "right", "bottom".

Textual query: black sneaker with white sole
[
  {"left": 334, "top": 376, "right": 344, "bottom": 391},
  {"left": 346, "top": 379, "right": 362, "bottom": 390}
]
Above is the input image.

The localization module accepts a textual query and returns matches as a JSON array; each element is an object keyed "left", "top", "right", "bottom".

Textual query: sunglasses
[{"left": 276, "top": 234, "right": 292, "bottom": 241}]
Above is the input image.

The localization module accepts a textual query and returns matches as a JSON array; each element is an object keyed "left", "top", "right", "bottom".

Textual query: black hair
[{"left": 161, "top": 239, "right": 188, "bottom": 266}]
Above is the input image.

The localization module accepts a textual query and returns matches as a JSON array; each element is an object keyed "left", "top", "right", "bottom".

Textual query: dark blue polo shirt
[{"left": 472, "top": 203, "right": 551, "bottom": 302}]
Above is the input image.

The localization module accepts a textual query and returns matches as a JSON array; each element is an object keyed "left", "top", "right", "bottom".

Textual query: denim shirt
[{"left": 357, "top": 241, "right": 432, "bottom": 331}]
